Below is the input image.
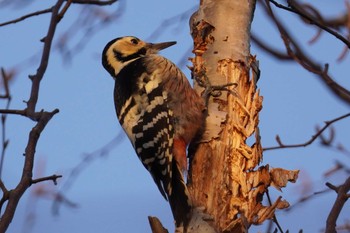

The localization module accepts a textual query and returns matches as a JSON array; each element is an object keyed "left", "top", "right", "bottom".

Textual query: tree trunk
[{"left": 188, "top": 1, "right": 298, "bottom": 232}]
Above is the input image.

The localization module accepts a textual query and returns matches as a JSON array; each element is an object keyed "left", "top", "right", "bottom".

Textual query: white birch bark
[{"left": 187, "top": 1, "right": 299, "bottom": 232}]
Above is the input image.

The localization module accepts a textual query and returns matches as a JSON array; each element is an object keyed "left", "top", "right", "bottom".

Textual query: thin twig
[
  {"left": 261, "top": 0, "right": 350, "bottom": 105},
  {"left": 0, "top": 179, "right": 9, "bottom": 214},
  {"left": 251, "top": 34, "right": 292, "bottom": 61},
  {"left": 0, "top": 108, "right": 59, "bottom": 232},
  {"left": 0, "top": 109, "right": 26, "bottom": 116},
  {"left": 266, "top": 190, "right": 284, "bottom": 233},
  {"left": 52, "top": 133, "right": 123, "bottom": 214},
  {"left": 0, "top": 180, "right": 7, "bottom": 193},
  {"left": 0, "top": 68, "right": 10, "bottom": 99},
  {"left": 0, "top": 0, "right": 65, "bottom": 229},
  {"left": 58, "top": 0, "right": 72, "bottom": 20},
  {"left": 268, "top": 0, "right": 350, "bottom": 48},
  {"left": 25, "top": 1, "right": 66, "bottom": 120},
  {"left": 0, "top": 0, "right": 120, "bottom": 230},
  {"left": 55, "top": 4, "right": 125, "bottom": 62},
  {"left": 0, "top": 8, "right": 52, "bottom": 27},
  {"left": 147, "top": 6, "right": 197, "bottom": 41},
  {"left": 264, "top": 112, "right": 350, "bottom": 151},
  {"left": 285, "top": 188, "right": 330, "bottom": 212},
  {"left": 72, "top": 0, "right": 118, "bottom": 5},
  {"left": 324, "top": 161, "right": 350, "bottom": 177},
  {"left": 0, "top": 69, "right": 11, "bottom": 179},
  {"left": 31, "top": 174, "right": 62, "bottom": 185}
]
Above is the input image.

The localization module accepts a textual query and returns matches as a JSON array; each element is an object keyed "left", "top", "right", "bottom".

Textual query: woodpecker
[{"left": 101, "top": 36, "right": 204, "bottom": 229}]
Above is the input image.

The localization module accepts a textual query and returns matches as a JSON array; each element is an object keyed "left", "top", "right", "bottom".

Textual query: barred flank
[
  {"left": 132, "top": 97, "right": 174, "bottom": 199},
  {"left": 113, "top": 54, "right": 193, "bottom": 228}
]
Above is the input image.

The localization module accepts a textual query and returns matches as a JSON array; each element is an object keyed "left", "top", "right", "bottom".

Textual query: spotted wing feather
[{"left": 114, "top": 56, "right": 191, "bottom": 227}]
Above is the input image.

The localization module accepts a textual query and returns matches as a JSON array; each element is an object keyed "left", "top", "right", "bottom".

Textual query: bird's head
[{"left": 102, "top": 36, "right": 176, "bottom": 78}]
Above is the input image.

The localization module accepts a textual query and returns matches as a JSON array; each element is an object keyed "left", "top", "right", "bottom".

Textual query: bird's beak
[{"left": 147, "top": 41, "right": 177, "bottom": 52}]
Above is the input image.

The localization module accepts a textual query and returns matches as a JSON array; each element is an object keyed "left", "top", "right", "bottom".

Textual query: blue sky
[{"left": 0, "top": 0, "right": 349, "bottom": 232}]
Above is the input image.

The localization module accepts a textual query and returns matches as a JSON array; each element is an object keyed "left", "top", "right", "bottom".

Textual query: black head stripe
[
  {"left": 113, "top": 47, "right": 147, "bottom": 62},
  {"left": 102, "top": 37, "right": 145, "bottom": 76},
  {"left": 102, "top": 38, "right": 121, "bottom": 75}
]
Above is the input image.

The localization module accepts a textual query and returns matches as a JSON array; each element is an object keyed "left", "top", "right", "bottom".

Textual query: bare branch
[
  {"left": 285, "top": 187, "right": 330, "bottom": 213},
  {"left": 324, "top": 161, "right": 350, "bottom": 177},
  {"left": 0, "top": 108, "right": 59, "bottom": 231},
  {"left": 335, "top": 222, "right": 350, "bottom": 232},
  {"left": 318, "top": 126, "right": 335, "bottom": 146},
  {"left": 262, "top": 0, "right": 350, "bottom": 105},
  {"left": 266, "top": 190, "right": 284, "bottom": 233},
  {"left": 0, "top": 8, "right": 52, "bottom": 27},
  {"left": 335, "top": 144, "right": 350, "bottom": 158},
  {"left": 326, "top": 182, "right": 339, "bottom": 192},
  {"left": 0, "top": 69, "right": 12, "bottom": 178},
  {"left": 264, "top": 112, "right": 350, "bottom": 151},
  {"left": 25, "top": 0, "right": 66, "bottom": 120},
  {"left": 0, "top": 0, "right": 120, "bottom": 230},
  {"left": 55, "top": 5, "right": 125, "bottom": 62},
  {"left": 52, "top": 134, "right": 123, "bottom": 214},
  {"left": 71, "top": 0, "right": 118, "bottom": 5},
  {"left": 325, "top": 176, "right": 350, "bottom": 233},
  {"left": 58, "top": 0, "right": 73, "bottom": 20},
  {"left": 0, "top": 0, "right": 66, "bottom": 229},
  {"left": 267, "top": 0, "right": 350, "bottom": 48},
  {"left": 0, "top": 109, "right": 26, "bottom": 116},
  {"left": 147, "top": 6, "right": 196, "bottom": 41},
  {"left": 0, "top": 68, "right": 11, "bottom": 99},
  {"left": 31, "top": 174, "right": 62, "bottom": 185},
  {"left": 251, "top": 33, "right": 292, "bottom": 61},
  {"left": 0, "top": 180, "right": 7, "bottom": 193},
  {"left": 0, "top": 180, "right": 9, "bottom": 214}
]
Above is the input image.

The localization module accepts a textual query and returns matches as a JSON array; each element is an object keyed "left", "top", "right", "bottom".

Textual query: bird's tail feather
[{"left": 168, "top": 160, "right": 192, "bottom": 230}]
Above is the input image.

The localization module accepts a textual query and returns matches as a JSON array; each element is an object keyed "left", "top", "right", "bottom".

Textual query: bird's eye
[{"left": 130, "top": 38, "right": 139, "bottom": 45}]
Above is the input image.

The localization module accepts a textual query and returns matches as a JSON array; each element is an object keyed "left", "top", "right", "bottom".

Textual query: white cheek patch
[
  {"left": 106, "top": 48, "right": 123, "bottom": 77},
  {"left": 107, "top": 46, "right": 141, "bottom": 77}
]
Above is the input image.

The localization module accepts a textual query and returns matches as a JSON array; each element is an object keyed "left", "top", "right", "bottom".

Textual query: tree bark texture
[{"left": 188, "top": 1, "right": 299, "bottom": 232}]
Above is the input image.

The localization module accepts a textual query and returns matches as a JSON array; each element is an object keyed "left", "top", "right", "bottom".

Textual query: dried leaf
[{"left": 270, "top": 168, "right": 299, "bottom": 191}]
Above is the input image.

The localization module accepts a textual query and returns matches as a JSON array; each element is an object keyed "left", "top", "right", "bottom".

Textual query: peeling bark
[{"left": 187, "top": 1, "right": 299, "bottom": 232}]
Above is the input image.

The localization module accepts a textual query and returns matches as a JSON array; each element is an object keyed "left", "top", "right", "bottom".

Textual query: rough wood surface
[
  {"left": 187, "top": 1, "right": 299, "bottom": 232},
  {"left": 148, "top": 216, "right": 169, "bottom": 233}
]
